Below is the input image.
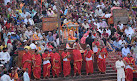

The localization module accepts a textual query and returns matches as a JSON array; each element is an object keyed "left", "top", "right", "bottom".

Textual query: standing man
[
  {"left": 42, "top": 49, "right": 51, "bottom": 79},
  {"left": 123, "top": 53, "right": 135, "bottom": 81},
  {"left": 84, "top": 45, "right": 94, "bottom": 76},
  {"left": 50, "top": 48, "right": 61, "bottom": 78},
  {"left": 86, "top": 33, "right": 94, "bottom": 50},
  {"left": 32, "top": 50, "right": 42, "bottom": 80},
  {"left": 115, "top": 57, "right": 125, "bottom": 81},
  {"left": 0, "top": 48, "right": 10, "bottom": 70},
  {"left": 61, "top": 48, "right": 71, "bottom": 77},
  {"left": 22, "top": 48, "right": 32, "bottom": 77},
  {"left": 73, "top": 45, "right": 83, "bottom": 77}
]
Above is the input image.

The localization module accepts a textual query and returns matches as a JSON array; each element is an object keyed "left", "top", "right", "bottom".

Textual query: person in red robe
[
  {"left": 123, "top": 53, "right": 135, "bottom": 81},
  {"left": 22, "top": 48, "right": 32, "bottom": 77},
  {"left": 84, "top": 45, "right": 94, "bottom": 75},
  {"left": 97, "top": 46, "right": 106, "bottom": 74},
  {"left": 50, "top": 48, "right": 61, "bottom": 78},
  {"left": 73, "top": 45, "right": 83, "bottom": 77},
  {"left": 32, "top": 50, "right": 42, "bottom": 80},
  {"left": 61, "top": 48, "right": 71, "bottom": 77},
  {"left": 42, "top": 49, "right": 51, "bottom": 79}
]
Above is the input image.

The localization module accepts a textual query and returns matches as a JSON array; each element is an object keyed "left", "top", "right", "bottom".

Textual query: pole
[{"left": 57, "top": 0, "right": 61, "bottom": 45}]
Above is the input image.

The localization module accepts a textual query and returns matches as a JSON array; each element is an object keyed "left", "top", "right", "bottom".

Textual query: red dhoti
[
  {"left": 74, "top": 61, "right": 82, "bottom": 74},
  {"left": 23, "top": 63, "right": 31, "bottom": 77},
  {"left": 33, "top": 66, "right": 41, "bottom": 79},
  {"left": 63, "top": 61, "right": 71, "bottom": 77},
  {"left": 52, "top": 65, "right": 60, "bottom": 77},
  {"left": 97, "top": 58, "right": 106, "bottom": 73},
  {"left": 125, "top": 68, "right": 133, "bottom": 81},
  {"left": 86, "top": 60, "right": 93, "bottom": 74},
  {"left": 43, "top": 63, "right": 51, "bottom": 77}
]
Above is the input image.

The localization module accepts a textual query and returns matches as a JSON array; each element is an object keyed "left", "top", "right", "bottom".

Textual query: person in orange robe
[
  {"left": 123, "top": 53, "right": 135, "bottom": 81},
  {"left": 61, "top": 48, "right": 71, "bottom": 77},
  {"left": 42, "top": 49, "right": 51, "bottom": 78},
  {"left": 32, "top": 50, "right": 42, "bottom": 80},
  {"left": 84, "top": 45, "right": 94, "bottom": 75},
  {"left": 22, "top": 48, "right": 32, "bottom": 77},
  {"left": 73, "top": 45, "right": 83, "bottom": 77},
  {"left": 50, "top": 48, "right": 61, "bottom": 78},
  {"left": 97, "top": 46, "right": 106, "bottom": 74}
]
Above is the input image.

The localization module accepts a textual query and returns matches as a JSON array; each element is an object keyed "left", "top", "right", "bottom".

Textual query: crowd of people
[{"left": 0, "top": 0, "right": 137, "bottom": 81}]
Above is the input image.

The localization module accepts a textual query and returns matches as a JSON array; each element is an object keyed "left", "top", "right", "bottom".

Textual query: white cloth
[
  {"left": 0, "top": 74, "right": 11, "bottom": 81},
  {"left": 98, "top": 54, "right": 105, "bottom": 59},
  {"left": 115, "top": 60, "right": 125, "bottom": 79},
  {"left": 23, "top": 72, "right": 30, "bottom": 81},
  {"left": 0, "top": 51, "right": 10, "bottom": 64},
  {"left": 86, "top": 56, "right": 93, "bottom": 61},
  {"left": 30, "top": 43, "right": 37, "bottom": 49},
  {"left": 93, "top": 46, "right": 98, "bottom": 53},
  {"left": 126, "top": 65, "right": 133, "bottom": 70},
  {"left": 43, "top": 60, "right": 50, "bottom": 65},
  {"left": 122, "top": 47, "right": 130, "bottom": 57},
  {"left": 63, "top": 58, "right": 68, "bottom": 61}
]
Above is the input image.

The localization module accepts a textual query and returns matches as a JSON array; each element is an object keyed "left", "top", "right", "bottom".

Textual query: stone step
[{"left": 35, "top": 75, "right": 117, "bottom": 81}]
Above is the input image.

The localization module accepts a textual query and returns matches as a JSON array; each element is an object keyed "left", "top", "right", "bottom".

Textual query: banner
[
  {"left": 42, "top": 17, "right": 58, "bottom": 31},
  {"left": 113, "top": 9, "right": 128, "bottom": 24}
]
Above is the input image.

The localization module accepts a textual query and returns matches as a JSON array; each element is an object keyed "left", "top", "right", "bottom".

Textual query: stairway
[{"left": 32, "top": 52, "right": 119, "bottom": 81}]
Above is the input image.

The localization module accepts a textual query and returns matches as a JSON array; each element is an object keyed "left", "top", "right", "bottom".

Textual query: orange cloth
[
  {"left": 42, "top": 53, "right": 51, "bottom": 77},
  {"left": 50, "top": 52, "right": 61, "bottom": 77},
  {"left": 22, "top": 52, "right": 32, "bottom": 77},
  {"left": 9, "top": 73, "right": 18, "bottom": 81},
  {"left": 73, "top": 49, "right": 83, "bottom": 74},
  {"left": 32, "top": 54, "right": 42, "bottom": 79},
  {"left": 61, "top": 52, "right": 71, "bottom": 77},
  {"left": 84, "top": 50, "right": 94, "bottom": 74},
  {"left": 123, "top": 57, "right": 135, "bottom": 81}
]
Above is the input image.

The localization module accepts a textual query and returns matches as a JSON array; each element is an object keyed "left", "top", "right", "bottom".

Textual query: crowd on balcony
[{"left": 0, "top": 0, "right": 137, "bottom": 81}]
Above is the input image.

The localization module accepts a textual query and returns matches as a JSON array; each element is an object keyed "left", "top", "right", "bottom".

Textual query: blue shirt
[{"left": 46, "top": 35, "right": 54, "bottom": 42}]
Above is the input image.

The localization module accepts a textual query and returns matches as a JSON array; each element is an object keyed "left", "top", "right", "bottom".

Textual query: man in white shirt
[
  {"left": 30, "top": 41, "right": 37, "bottom": 50},
  {"left": 113, "top": 0, "right": 120, "bottom": 6},
  {"left": 115, "top": 57, "right": 125, "bottom": 81},
  {"left": 0, "top": 71, "right": 11, "bottom": 81},
  {"left": 119, "top": 37, "right": 127, "bottom": 48},
  {"left": 106, "top": 27, "right": 111, "bottom": 36},
  {"left": 117, "top": 21, "right": 124, "bottom": 30},
  {"left": 82, "top": 20, "right": 90, "bottom": 29},
  {"left": 25, "top": 27, "right": 33, "bottom": 39},
  {"left": 0, "top": 48, "right": 10, "bottom": 70},
  {"left": 124, "top": 26, "right": 134, "bottom": 39},
  {"left": 23, "top": 68, "right": 30, "bottom": 81},
  {"left": 95, "top": 7, "right": 105, "bottom": 17},
  {"left": 122, "top": 45, "right": 130, "bottom": 57}
]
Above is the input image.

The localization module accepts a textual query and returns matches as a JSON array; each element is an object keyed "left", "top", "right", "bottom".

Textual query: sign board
[
  {"left": 42, "top": 17, "right": 58, "bottom": 31},
  {"left": 113, "top": 9, "right": 128, "bottom": 24}
]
